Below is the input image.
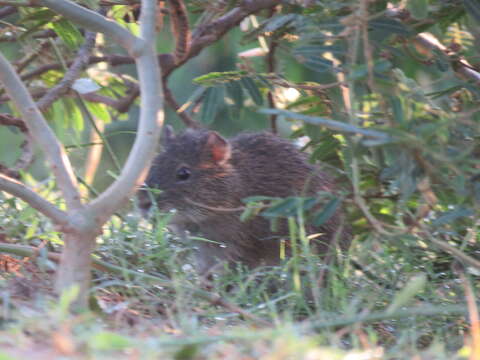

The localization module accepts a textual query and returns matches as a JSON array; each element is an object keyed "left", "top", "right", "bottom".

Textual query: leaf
[
  {"left": 294, "top": 44, "right": 345, "bottom": 56},
  {"left": 388, "top": 96, "right": 404, "bottom": 125},
  {"left": 464, "top": 0, "right": 480, "bottom": 23},
  {"left": 225, "top": 81, "right": 244, "bottom": 109},
  {"left": 406, "top": 0, "right": 428, "bottom": 19},
  {"left": 193, "top": 71, "right": 246, "bottom": 86},
  {"left": 294, "top": 54, "right": 334, "bottom": 73},
  {"left": 262, "top": 197, "right": 300, "bottom": 218},
  {"left": 312, "top": 197, "right": 341, "bottom": 226},
  {"left": 240, "top": 77, "right": 263, "bottom": 106},
  {"left": 72, "top": 78, "right": 101, "bottom": 94},
  {"left": 431, "top": 207, "right": 475, "bottom": 227},
  {"left": 89, "top": 332, "right": 131, "bottom": 351},
  {"left": 86, "top": 102, "right": 111, "bottom": 123},
  {"left": 51, "top": 19, "right": 84, "bottom": 50},
  {"left": 386, "top": 274, "right": 427, "bottom": 314},
  {"left": 348, "top": 60, "right": 392, "bottom": 80},
  {"left": 200, "top": 87, "right": 223, "bottom": 125},
  {"left": 369, "top": 17, "right": 412, "bottom": 37},
  {"left": 174, "top": 344, "right": 199, "bottom": 360},
  {"left": 58, "top": 285, "right": 80, "bottom": 318},
  {"left": 263, "top": 13, "right": 299, "bottom": 33}
]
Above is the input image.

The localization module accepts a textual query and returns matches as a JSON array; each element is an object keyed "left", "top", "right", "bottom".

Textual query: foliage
[{"left": 1, "top": 0, "right": 480, "bottom": 358}]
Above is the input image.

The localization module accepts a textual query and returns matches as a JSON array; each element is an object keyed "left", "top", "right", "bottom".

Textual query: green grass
[{"left": 0, "top": 194, "right": 477, "bottom": 359}]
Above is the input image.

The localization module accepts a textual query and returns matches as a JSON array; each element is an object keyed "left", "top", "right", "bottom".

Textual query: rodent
[{"left": 137, "top": 127, "right": 349, "bottom": 274}]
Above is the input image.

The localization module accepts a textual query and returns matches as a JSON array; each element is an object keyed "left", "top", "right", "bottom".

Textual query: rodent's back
[{"left": 230, "top": 132, "right": 333, "bottom": 198}]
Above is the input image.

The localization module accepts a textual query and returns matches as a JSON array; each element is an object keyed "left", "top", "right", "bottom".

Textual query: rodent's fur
[{"left": 137, "top": 127, "right": 349, "bottom": 274}]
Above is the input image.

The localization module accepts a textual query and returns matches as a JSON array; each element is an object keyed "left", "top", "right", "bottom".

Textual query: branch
[
  {"left": 0, "top": 174, "right": 69, "bottom": 226},
  {"left": 0, "top": 114, "right": 33, "bottom": 179},
  {"left": 169, "top": 0, "right": 191, "bottom": 63},
  {"left": 163, "top": 0, "right": 282, "bottom": 77},
  {"left": 0, "top": 53, "right": 82, "bottom": 210},
  {"left": 413, "top": 32, "right": 480, "bottom": 84},
  {"left": 90, "top": 0, "right": 163, "bottom": 223},
  {"left": 37, "top": 31, "right": 96, "bottom": 111},
  {"left": 163, "top": 77, "right": 201, "bottom": 128},
  {"left": 40, "top": 0, "right": 143, "bottom": 57}
]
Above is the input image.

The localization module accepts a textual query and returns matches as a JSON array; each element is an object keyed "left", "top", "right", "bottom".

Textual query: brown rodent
[{"left": 137, "top": 127, "right": 349, "bottom": 274}]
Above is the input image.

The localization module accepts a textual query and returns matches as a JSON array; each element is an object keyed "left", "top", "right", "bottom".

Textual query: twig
[
  {"left": 37, "top": 31, "right": 96, "bottom": 111},
  {"left": 163, "top": 78, "right": 201, "bottom": 128},
  {"left": 0, "top": 174, "right": 69, "bottom": 226},
  {"left": 0, "top": 53, "right": 82, "bottom": 210},
  {"left": 89, "top": 0, "right": 163, "bottom": 223},
  {"left": 420, "top": 226, "right": 480, "bottom": 272},
  {"left": 168, "top": 0, "right": 191, "bottom": 63},
  {"left": 40, "top": 0, "right": 143, "bottom": 57}
]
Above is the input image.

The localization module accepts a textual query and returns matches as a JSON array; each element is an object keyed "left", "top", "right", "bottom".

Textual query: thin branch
[
  {"left": 0, "top": 114, "right": 34, "bottom": 179},
  {"left": 0, "top": 53, "right": 82, "bottom": 210},
  {"left": 90, "top": 0, "right": 163, "bottom": 223},
  {"left": 37, "top": 31, "right": 96, "bottom": 111},
  {"left": 169, "top": 0, "right": 191, "bottom": 63},
  {"left": 164, "top": 0, "right": 282, "bottom": 77},
  {"left": 40, "top": 0, "right": 143, "bottom": 57},
  {"left": 421, "top": 226, "right": 480, "bottom": 272},
  {"left": 163, "top": 77, "right": 201, "bottom": 128},
  {"left": 0, "top": 174, "right": 69, "bottom": 226}
]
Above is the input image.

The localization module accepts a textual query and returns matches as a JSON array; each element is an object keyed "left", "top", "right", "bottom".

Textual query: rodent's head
[{"left": 138, "top": 126, "right": 240, "bottom": 223}]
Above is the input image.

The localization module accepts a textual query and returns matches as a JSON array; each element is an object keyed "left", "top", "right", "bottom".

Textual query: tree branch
[
  {"left": 90, "top": 0, "right": 163, "bottom": 223},
  {"left": 40, "top": 0, "right": 143, "bottom": 57},
  {"left": 0, "top": 53, "right": 82, "bottom": 210},
  {"left": 0, "top": 174, "right": 69, "bottom": 226},
  {"left": 37, "top": 31, "right": 96, "bottom": 111}
]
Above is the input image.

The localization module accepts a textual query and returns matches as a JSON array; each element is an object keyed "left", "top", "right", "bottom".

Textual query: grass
[{"left": 0, "top": 194, "right": 478, "bottom": 359}]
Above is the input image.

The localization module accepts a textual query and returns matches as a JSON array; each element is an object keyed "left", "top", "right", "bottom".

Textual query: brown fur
[{"left": 137, "top": 128, "right": 350, "bottom": 274}]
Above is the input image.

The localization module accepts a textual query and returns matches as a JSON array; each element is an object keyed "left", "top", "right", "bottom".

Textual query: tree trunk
[{"left": 55, "top": 231, "right": 97, "bottom": 310}]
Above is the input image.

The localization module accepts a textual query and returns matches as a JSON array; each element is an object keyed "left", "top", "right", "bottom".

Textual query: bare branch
[
  {"left": 164, "top": 0, "right": 282, "bottom": 77},
  {"left": 163, "top": 78, "right": 201, "bottom": 128},
  {"left": 40, "top": 0, "right": 143, "bottom": 57},
  {"left": 90, "top": 0, "right": 163, "bottom": 222},
  {"left": 169, "top": 0, "right": 191, "bottom": 63},
  {"left": 0, "top": 53, "right": 82, "bottom": 210},
  {"left": 0, "top": 174, "right": 69, "bottom": 226},
  {"left": 37, "top": 31, "right": 96, "bottom": 111}
]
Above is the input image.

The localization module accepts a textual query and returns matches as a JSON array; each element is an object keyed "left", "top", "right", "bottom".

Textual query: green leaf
[
  {"left": 406, "top": 0, "right": 428, "bottom": 19},
  {"left": 312, "top": 197, "right": 341, "bottom": 226},
  {"left": 200, "top": 87, "right": 223, "bottom": 124},
  {"left": 369, "top": 17, "right": 412, "bottom": 36},
  {"left": 388, "top": 96, "right": 404, "bottom": 125},
  {"left": 174, "top": 344, "right": 199, "bottom": 360},
  {"left": 225, "top": 81, "right": 244, "bottom": 109},
  {"left": 348, "top": 60, "right": 392, "bottom": 80},
  {"left": 51, "top": 19, "right": 84, "bottom": 50},
  {"left": 295, "top": 55, "right": 334, "bottom": 73},
  {"left": 86, "top": 102, "right": 111, "bottom": 123},
  {"left": 89, "top": 332, "right": 131, "bottom": 351},
  {"left": 240, "top": 77, "right": 263, "bottom": 105},
  {"left": 386, "top": 274, "right": 427, "bottom": 314},
  {"left": 262, "top": 197, "right": 300, "bottom": 218},
  {"left": 193, "top": 71, "right": 247, "bottom": 86},
  {"left": 431, "top": 207, "right": 475, "bottom": 227},
  {"left": 58, "top": 285, "right": 79, "bottom": 317},
  {"left": 464, "top": 0, "right": 480, "bottom": 23}
]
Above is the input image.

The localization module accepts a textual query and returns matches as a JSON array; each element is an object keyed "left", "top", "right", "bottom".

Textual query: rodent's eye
[{"left": 176, "top": 166, "right": 191, "bottom": 181}]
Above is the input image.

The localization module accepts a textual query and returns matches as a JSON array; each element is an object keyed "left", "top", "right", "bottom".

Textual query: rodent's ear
[
  {"left": 161, "top": 125, "right": 175, "bottom": 146},
  {"left": 204, "top": 131, "right": 231, "bottom": 165}
]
